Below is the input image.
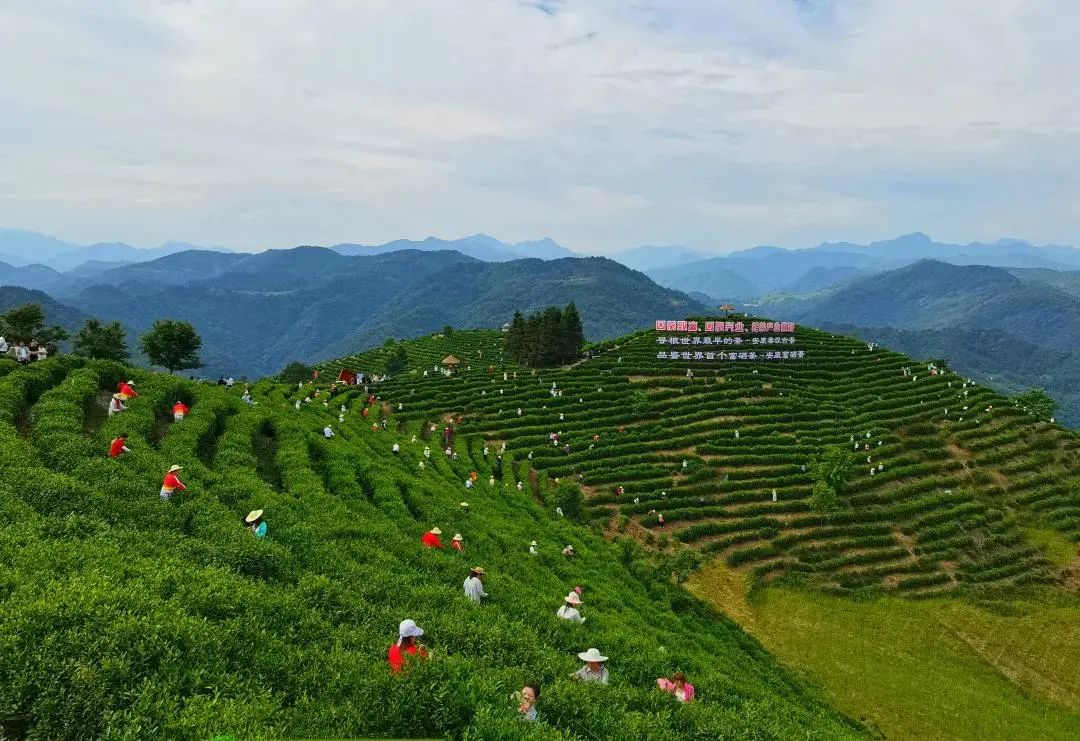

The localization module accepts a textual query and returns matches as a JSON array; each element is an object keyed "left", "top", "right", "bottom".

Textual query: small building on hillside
[
  {"left": 442, "top": 355, "right": 460, "bottom": 369},
  {"left": 501, "top": 322, "right": 511, "bottom": 332}
]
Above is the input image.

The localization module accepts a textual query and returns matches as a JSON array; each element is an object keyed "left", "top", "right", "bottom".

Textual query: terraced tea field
[
  {"left": 0, "top": 352, "right": 864, "bottom": 739},
  {"left": 352, "top": 322, "right": 1080, "bottom": 599}
]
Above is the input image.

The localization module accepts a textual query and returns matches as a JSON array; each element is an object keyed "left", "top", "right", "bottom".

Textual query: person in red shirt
[
  {"left": 160, "top": 464, "right": 186, "bottom": 501},
  {"left": 450, "top": 533, "right": 465, "bottom": 552},
  {"left": 117, "top": 380, "right": 137, "bottom": 400},
  {"left": 172, "top": 401, "right": 190, "bottom": 421},
  {"left": 108, "top": 434, "right": 131, "bottom": 458},
  {"left": 421, "top": 527, "right": 444, "bottom": 549},
  {"left": 388, "top": 619, "right": 429, "bottom": 673}
]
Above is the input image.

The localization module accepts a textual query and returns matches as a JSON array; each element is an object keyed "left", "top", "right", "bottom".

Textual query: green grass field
[{"left": 686, "top": 561, "right": 1080, "bottom": 740}]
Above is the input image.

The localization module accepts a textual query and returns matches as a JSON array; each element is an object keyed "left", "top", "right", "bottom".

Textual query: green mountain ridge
[{"left": 61, "top": 249, "right": 708, "bottom": 379}]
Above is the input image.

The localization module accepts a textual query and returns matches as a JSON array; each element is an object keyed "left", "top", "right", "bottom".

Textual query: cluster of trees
[
  {"left": 279, "top": 361, "right": 314, "bottom": 385},
  {"left": 809, "top": 446, "right": 853, "bottom": 513},
  {"left": 1015, "top": 388, "right": 1057, "bottom": 419},
  {"left": 505, "top": 303, "right": 584, "bottom": 368},
  {"left": 1, "top": 302, "right": 203, "bottom": 374},
  {"left": 0, "top": 303, "right": 68, "bottom": 350}
]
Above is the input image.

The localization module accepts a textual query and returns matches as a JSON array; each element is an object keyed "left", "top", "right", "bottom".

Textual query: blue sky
[{"left": 1, "top": 0, "right": 1078, "bottom": 254}]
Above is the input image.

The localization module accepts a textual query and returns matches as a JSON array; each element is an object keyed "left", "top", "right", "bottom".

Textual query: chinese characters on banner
[
  {"left": 653, "top": 319, "right": 806, "bottom": 362},
  {"left": 654, "top": 320, "right": 795, "bottom": 333}
]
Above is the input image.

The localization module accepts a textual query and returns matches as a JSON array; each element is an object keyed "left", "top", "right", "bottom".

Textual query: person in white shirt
[
  {"left": 36, "top": 344, "right": 48, "bottom": 360},
  {"left": 392, "top": 443, "right": 400, "bottom": 455},
  {"left": 323, "top": 425, "right": 334, "bottom": 438},
  {"left": 295, "top": 400, "right": 301, "bottom": 410},
  {"left": 556, "top": 592, "right": 585, "bottom": 623},
  {"left": 108, "top": 393, "right": 127, "bottom": 417},
  {"left": 529, "top": 540, "right": 539, "bottom": 556},
  {"left": 463, "top": 567, "right": 487, "bottom": 603},
  {"left": 570, "top": 649, "right": 609, "bottom": 684},
  {"left": 15, "top": 343, "right": 30, "bottom": 364},
  {"left": 0, "top": 336, "right": 7, "bottom": 353}
]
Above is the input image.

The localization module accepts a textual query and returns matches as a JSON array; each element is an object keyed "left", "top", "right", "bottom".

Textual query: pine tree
[{"left": 560, "top": 302, "right": 584, "bottom": 364}]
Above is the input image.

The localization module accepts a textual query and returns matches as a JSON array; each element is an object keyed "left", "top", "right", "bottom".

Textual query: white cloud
[{"left": 0, "top": 0, "right": 1078, "bottom": 252}]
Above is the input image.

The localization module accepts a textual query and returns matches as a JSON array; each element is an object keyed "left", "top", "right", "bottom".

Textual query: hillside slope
[
  {"left": 0, "top": 354, "right": 862, "bottom": 739},
  {"left": 755, "top": 261, "right": 1080, "bottom": 424},
  {"left": 347, "top": 323, "right": 1080, "bottom": 599}
]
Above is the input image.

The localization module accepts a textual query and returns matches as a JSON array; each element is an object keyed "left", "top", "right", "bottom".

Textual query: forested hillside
[{"left": 62, "top": 249, "right": 706, "bottom": 378}]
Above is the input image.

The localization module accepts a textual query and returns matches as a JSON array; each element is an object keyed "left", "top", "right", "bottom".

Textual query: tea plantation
[
  {"left": 331, "top": 325, "right": 1080, "bottom": 599},
  {"left": 0, "top": 348, "right": 866, "bottom": 738}
]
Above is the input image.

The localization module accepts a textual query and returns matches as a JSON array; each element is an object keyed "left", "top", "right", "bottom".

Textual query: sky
[{"left": 1, "top": 0, "right": 1078, "bottom": 255}]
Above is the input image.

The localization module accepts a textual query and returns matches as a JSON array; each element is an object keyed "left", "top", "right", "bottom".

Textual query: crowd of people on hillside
[
  {"left": 0, "top": 336, "right": 50, "bottom": 364},
  {"left": 103, "top": 376, "right": 269, "bottom": 541}
]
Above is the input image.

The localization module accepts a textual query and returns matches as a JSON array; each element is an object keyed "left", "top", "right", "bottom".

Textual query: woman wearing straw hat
[
  {"left": 108, "top": 393, "right": 127, "bottom": 418},
  {"left": 528, "top": 540, "right": 539, "bottom": 556},
  {"left": 421, "top": 527, "right": 444, "bottom": 549},
  {"left": 450, "top": 533, "right": 464, "bottom": 552},
  {"left": 570, "top": 648, "right": 609, "bottom": 684},
  {"left": 463, "top": 567, "right": 488, "bottom": 603},
  {"left": 387, "top": 618, "right": 429, "bottom": 673},
  {"left": 160, "top": 465, "right": 186, "bottom": 501},
  {"left": 556, "top": 592, "right": 585, "bottom": 623},
  {"left": 245, "top": 510, "right": 267, "bottom": 538}
]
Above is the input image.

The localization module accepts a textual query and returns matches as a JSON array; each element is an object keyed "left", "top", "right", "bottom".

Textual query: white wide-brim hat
[
  {"left": 398, "top": 618, "right": 424, "bottom": 639},
  {"left": 168, "top": 464, "right": 182, "bottom": 472},
  {"left": 430, "top": 527, "right": 442, "bottom": 535},
  {"left": 530, "top": 541, "right": 538, "bottom": 546},
  {"left": 245, "top": 509, "right": 263, "bottom": 523},
  {"left": 578, "top": 648, "right": 607, "bottom": 662}
]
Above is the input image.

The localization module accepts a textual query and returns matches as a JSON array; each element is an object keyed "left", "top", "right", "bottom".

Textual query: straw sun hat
[
  {"left": 168, "top": 464, "right": 182, "bottom": 472},
  {"left": 245, "top": 510, "right": 263, "bottom": 523},
  {"left": 430, "top": 527, "right": 442, "bottom": 535},
  {"left": 577, "top": 648, "right": 607, "bottom": 662}
]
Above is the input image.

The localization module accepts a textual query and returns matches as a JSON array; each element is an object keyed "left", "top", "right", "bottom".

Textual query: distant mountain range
[
  {"left": 331, "top": 234, "right": 579, "bottom": 262},
  {"left": 6, "top": 228, "right": 1080, "bottom": 297},
  {"left": 30, "top": 248, "right": 707, "bottom": 379},
  {"left": 0, "top": 228, "right": 581, "bottom": 274},
  {"left": 5, "top": 233, "right": 1079, "bottom": 424},
  {"left": 645, "top": 232, "right": 1080, "bottom": 302},
  {"left": 757, "top": 259, "right": 1080, "bottom": 425}
]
